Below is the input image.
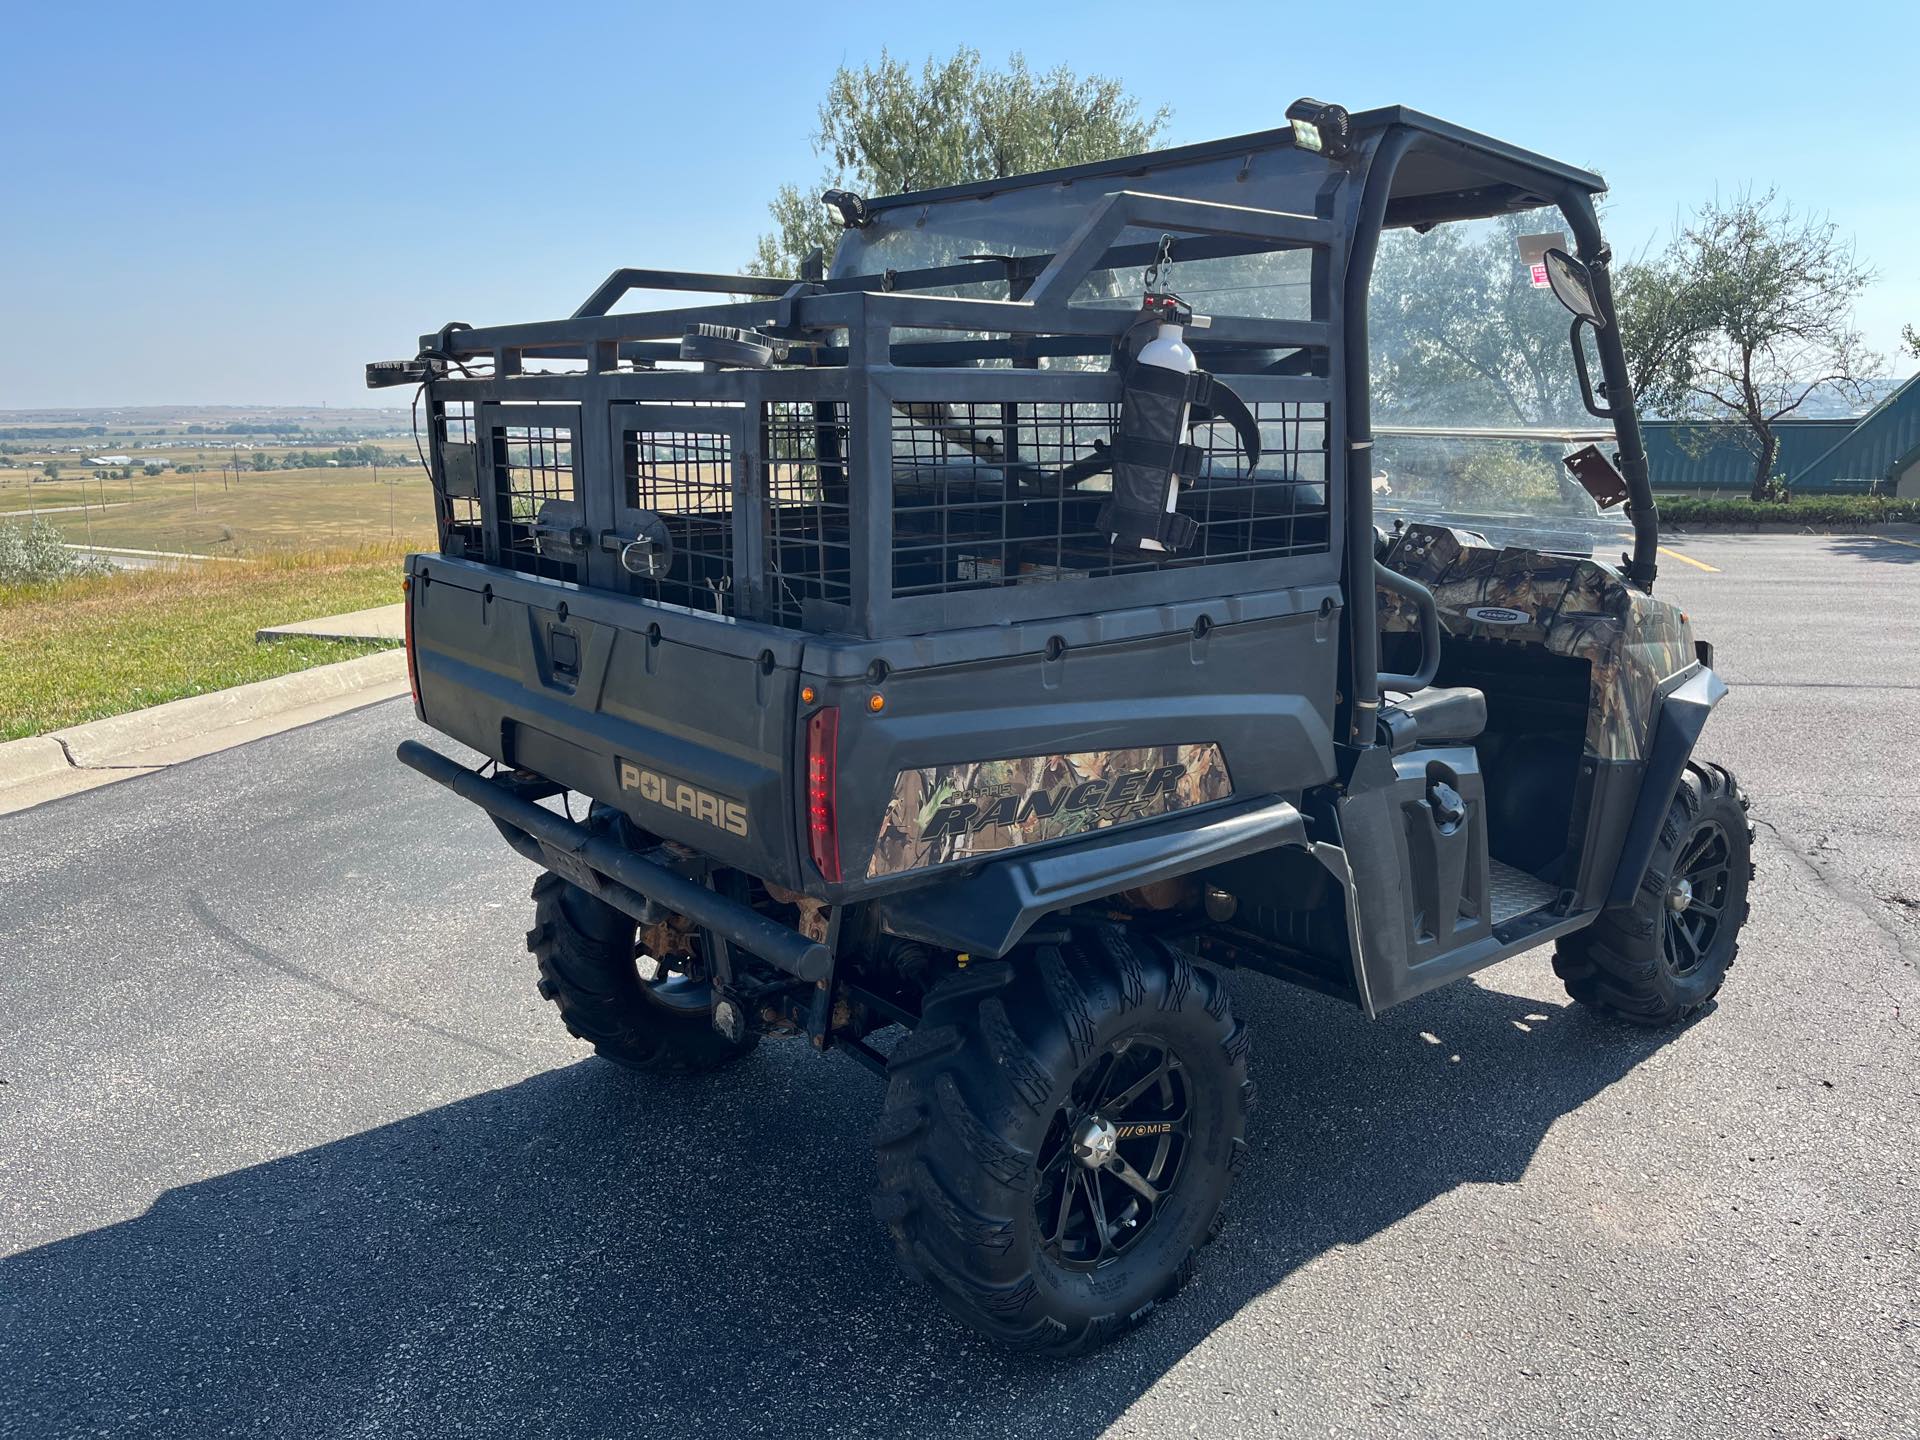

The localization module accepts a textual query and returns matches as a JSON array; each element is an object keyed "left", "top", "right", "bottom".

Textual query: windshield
[
  {"left": 832, "top": 147, "right": 1329, "bottom": 275},
  {"left": 1368, "top": 206, "right": 1628, "bottom": 555},
  {"left": 830, "top": 146, "right": 1328, "bottom": 320}
]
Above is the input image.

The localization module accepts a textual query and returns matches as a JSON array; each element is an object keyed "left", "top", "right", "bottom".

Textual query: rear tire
[
  {"left": 1553, "top": 760, "right": 1754, "bottom": 1025},
  {"left": 874, "top": 923, "right": 1253, "bottom": 1355},
  {"left": 526, "top": 869, "right": 757, "bottom": 1074}
]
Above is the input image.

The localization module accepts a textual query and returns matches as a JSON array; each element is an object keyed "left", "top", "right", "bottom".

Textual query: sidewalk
[
  {"left": 1, "top": 599, "right": 411, "bottom": 815},
  {"left": 0, "top": 650, "right": 407, "bottom": 815},
  {"left": 257, "top": 603, "right": 404, "bottom": 643}
]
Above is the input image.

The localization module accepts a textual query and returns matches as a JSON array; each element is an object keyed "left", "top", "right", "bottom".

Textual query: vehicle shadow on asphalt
[
  {"left": 1827, "top": 533, "right": 1920, "bottom": 565},
  {"left": 2, "top": 974, "right": 1679, "bottom": 1438}
]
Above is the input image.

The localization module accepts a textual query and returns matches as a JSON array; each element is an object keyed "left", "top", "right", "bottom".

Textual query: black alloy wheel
[
  {"left": 1663, "top": 818, "right": 1733, "bottom": 977},
  {"left": 1034, "top": 1038, "right": 1192, "bottom": 1268}
]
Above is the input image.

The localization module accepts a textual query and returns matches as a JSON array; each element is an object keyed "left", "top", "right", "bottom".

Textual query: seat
[{"left": 1379, "top": 686, "right": 1487, "bottom": 754}]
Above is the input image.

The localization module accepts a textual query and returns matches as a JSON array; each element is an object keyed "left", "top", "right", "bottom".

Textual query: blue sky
[{"left": 3, "top": 0, "right": 1915, "bottom": 410}]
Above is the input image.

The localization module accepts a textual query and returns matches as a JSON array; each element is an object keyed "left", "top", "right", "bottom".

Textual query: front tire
[
  {"left": 1553, "top": 760, "right": 1754, "bottom": 1025},
  {"left": 874, "top": 923, "right": 1253, "bottom": 1355}
]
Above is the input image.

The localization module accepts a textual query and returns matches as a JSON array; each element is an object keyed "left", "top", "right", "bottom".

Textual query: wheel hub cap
[
  {"left": 1667, "top": 877, "right": 1694, "bottom": 913},
  {"left": 1071, "top": 1115, "right": 1119, "bottom": 1169},
  {"left": 1035, "top": 1038, "right": 1193, "bottom": 1270}
]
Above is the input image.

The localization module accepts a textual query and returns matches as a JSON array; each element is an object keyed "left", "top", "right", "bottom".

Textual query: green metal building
[{"left": 1642, "top": 375, "right": 1920, "bottom": 496}]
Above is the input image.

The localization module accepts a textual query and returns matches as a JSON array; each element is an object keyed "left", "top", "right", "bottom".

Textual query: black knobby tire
[
  {"left": 525, "top": 869, "right": 756, "bottom": 1073},
  {"left": 873, "top": 923, "right": 1254, "bottom": 1355},
  {"left": 1553, "top": 760, "right": 1755, "bottom": 1025}
]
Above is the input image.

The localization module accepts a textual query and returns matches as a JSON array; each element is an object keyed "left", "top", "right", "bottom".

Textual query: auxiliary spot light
[
  {"left": 821, "top": 188, "right": 870, "bottom": 229},
  {"left": 1285, "top": 98, "right": 1352, "bottom": 160}
]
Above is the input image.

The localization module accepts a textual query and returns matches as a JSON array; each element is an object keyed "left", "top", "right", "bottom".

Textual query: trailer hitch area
[{"left": 395, "top": 740, "right": 831, "bottom": 983}]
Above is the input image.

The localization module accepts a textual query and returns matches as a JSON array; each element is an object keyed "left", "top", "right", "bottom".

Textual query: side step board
[
  {"left": 1489, "top": 859, "right": 1559, "bottom": 925},
  {"left": 396, "top": 740, "right": 831, "bottom": 981}
]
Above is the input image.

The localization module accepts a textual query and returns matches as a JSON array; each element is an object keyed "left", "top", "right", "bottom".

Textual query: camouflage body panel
[
  {"left": 1378, "top": 524, "right": 1695, "bottom": 761},
  {"left": 869, "top": 743, "right": 1232, "bottom": 879}
]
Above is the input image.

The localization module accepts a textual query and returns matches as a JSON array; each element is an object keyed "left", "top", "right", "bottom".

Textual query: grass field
[
  {"left": 0, "top": 545, "right": 407, "bottom": 740},
  {"left": 0, "top": 463, "right": 436, "bottom": 554}
]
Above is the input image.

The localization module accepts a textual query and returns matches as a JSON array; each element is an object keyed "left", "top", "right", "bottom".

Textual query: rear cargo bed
[{"left": 408, "top": 554, "right": 806, "bottom": 886}]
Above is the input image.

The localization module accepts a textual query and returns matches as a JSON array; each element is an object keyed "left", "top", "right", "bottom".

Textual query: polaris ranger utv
[{"left": 377, "top": 100, "right": 1753, "bottom": 1354}]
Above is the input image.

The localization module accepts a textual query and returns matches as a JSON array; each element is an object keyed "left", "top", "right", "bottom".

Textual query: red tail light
[
  {"left": 402, "top": 575, "right": 422, "bottom": 716},
  {"left": 806, "top": 705, "right": 841, "bottom": 882}
]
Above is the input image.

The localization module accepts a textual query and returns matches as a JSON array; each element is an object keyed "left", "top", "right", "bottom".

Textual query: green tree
[
  {"left": 1368, "top": 211, "right": 1592, "bottom": 428},
  {"left": 40, "top": 461, "right": 59, "bottom": 481},
  {"left": 748, "top": 48, "right": 1169, "bottom": 278},
  {"left": 1626, "top": 191, "right": 1879, "bottom": 501}
]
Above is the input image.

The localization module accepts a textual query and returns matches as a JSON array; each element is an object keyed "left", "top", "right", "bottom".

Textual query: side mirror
[{"left": 1542, "top": 248, "right": 1608, "bottom": 329}]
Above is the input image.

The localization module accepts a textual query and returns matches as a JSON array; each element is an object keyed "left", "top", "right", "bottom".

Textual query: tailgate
[{"left": 407, "top": 555, "right": 804, "bottom": 885}]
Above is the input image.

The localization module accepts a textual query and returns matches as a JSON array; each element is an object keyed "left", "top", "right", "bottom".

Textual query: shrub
[
  {"left": 1658, "top": 495, "right": 1920, "bottom": 526},
  {"left": 0, "top": 519, "right": 115, "bottom": 583}
]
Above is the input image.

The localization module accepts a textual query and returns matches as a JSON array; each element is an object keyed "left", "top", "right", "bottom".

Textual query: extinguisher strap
[
  {"left": 1096, "top": 494, "right": 1200, "bottom": 551},
  {"left": 1120, "top": 360, "right": 1194, "bottom": 400},
  {"left": 1186, "top": 371, "right": 1263, "bottom": 469},
  {"left": 1120, "top": 362, "right": 1263, "bottom": 470},
  {"left": 1109, "top": 435, "right": 1205, "bottom": 477}
]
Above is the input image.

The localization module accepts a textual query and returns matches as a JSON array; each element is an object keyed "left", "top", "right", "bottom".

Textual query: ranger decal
[{"left": 868, "top": 743, "right": 1231, "bottom": 879}]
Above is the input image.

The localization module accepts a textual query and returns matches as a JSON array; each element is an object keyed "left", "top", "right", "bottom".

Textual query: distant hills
[
  {"left": 0, "top": 405, "right": 408, "bottom": 431},
  {"left": 1774, "top": 378, "right": 1907, "bottom": 420}
]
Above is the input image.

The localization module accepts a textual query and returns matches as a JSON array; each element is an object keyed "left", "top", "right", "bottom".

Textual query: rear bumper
[{"left": 396, "top": 740, "right": 830, "bottom": 981}]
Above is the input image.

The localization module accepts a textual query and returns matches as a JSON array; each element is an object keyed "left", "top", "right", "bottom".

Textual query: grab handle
[{"left": 1375, "top": 560, "right": 1441, "bottom": 693}]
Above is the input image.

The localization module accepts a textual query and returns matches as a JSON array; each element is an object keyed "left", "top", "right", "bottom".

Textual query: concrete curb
[
  {"left": 0, "top": 736, "right": 71, "bottom": 789},
  {"left": 0, "top": 649, "right": 409, "bottom": 814},
  {"left": 57, "top": 650, "right": 408, "bottom": 766},
  {"left": 59, "top": 542, "right": 254, "bottom": 563},
  {"left": 256, "top": 603, "right": 404, "bottom": 644}
]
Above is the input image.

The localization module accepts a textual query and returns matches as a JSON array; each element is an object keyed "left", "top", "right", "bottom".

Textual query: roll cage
[{"left": 406, "top": 104, "right": 1657, "bottom": 757}]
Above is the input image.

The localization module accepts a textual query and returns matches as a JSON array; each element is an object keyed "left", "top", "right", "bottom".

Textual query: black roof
[{"left": 862, "top": 105, "right": 1606, "bottom": 217}]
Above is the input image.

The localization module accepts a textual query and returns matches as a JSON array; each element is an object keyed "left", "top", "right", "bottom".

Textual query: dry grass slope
[
  {"left": 0, "top": 465, "right": 435, "bottom": 556},
  {"left": 0, "top": 544, "right": 409, "bottom": 740}
]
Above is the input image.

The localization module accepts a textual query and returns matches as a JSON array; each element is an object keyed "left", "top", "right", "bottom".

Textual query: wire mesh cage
[
  {"left": 621, "top": 423, "right": 734, "bottom": 612},
  {"left": 765, "top": 401, "right": 853, "bottom": 629},
  {"left": 491, "top": 414, "right": 580, "bottom": 582},
  {"left": 437, "top": 373, "right": 1333, "bottom": 634},
  {"left": 887, "top": 399, "right": 1330, "bottom": 599},
  {"left": 431, "top": 399, "right": 481, "bottom": 557}
]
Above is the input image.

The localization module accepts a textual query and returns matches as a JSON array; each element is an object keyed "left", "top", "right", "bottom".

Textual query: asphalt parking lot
[{"left": 2, "top": 530, "right": 1916, "bottom": 1439}]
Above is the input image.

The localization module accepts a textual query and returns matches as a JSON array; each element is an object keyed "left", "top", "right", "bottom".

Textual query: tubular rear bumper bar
[{"left": 396, "top": 740, "right": 831, "bottom": 981}]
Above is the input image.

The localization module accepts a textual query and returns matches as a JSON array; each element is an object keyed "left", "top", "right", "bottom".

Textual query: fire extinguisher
[
  {"left": 1127, "top": 300, "right": 1199, "bottom": 552},
  {"left": 1095, "top": 243, "right": 1261, "bottom": 554}
]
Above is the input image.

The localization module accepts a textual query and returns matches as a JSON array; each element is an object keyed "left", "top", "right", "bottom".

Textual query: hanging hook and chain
[{"left": 1142, "top": 232, "right": 1176, "bottom": 296}]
